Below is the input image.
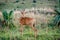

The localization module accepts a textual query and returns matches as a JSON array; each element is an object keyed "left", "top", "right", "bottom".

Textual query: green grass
[{"left": 0, "top": 26, "right": 60, "bottom": 40}]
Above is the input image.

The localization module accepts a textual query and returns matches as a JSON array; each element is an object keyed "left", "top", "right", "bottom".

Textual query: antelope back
[{"left": 20, "top": 17, "right": 36, "bottom": 25}]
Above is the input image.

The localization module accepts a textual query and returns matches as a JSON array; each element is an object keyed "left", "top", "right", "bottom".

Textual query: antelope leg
[
  {"left": 29, "top": 24, "right": 37, "bottom": 38},
  {"left": 20, "top": 25, "right": 24, "bottom": 37}
]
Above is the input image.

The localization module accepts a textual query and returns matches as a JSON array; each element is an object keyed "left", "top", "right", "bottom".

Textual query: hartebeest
[{"left": 19, "top": 10, "right": 37, "bottom": 38}]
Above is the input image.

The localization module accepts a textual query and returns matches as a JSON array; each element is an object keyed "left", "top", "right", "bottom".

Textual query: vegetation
[
  {"left": 53, "top": 9, "right": 60, "bottom": 27},
  {"left": 0, "top": 10, "right": 60, "bottom": 40},
  {"left": 0, "top": 0, "right": 60, "bottom": 40},
  {"left": 33, "top": 0, "right": 36, "bottom": 3},
  {"left": 0, "top": 26, "right": 60, "bottom": 40},
  {"left": 0, "top": 10, "right": 15, "bottom": 29}
]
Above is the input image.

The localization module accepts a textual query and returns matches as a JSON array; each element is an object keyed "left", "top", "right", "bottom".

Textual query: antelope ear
[{"left": 21, "top": 11, "right": 23, "bottom": 14}]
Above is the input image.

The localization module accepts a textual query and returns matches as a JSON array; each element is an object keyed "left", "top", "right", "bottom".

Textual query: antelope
[{"left": 19, "top": 10, "right": 37, "bottom": 38}]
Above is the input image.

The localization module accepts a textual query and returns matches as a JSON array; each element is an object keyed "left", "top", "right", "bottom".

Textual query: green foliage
[
  {"left": 2, "top": 10, "right": 13, "bottom": 21},
  {"left": 9, "top": 11, "right": 13, "bottom": 18},
  {"left": 1, "top": 10, "right": 15, "bottom": 28},
  {"left": 55, "top": 9, "right": 60, "bottom": 15},
  {"left": 54, "top": 15, "right": 60, "bottom": 25},
  {"left": 53, "top": 9, "right": 60, "bottom": 26}
]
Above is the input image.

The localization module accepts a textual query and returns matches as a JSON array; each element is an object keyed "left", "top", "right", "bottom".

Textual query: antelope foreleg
[{"left": 20, "top": 25, "right": 24, "bottom": 37}]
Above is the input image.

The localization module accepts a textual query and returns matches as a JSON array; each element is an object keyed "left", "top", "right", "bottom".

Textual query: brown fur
[{"left": 19, "top": 10, "right": 37, "bottom": 38}]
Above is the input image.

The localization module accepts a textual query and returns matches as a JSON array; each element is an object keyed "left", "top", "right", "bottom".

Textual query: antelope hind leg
[{"left": 29, "top": 24, "right": 37, "bottom": 38}]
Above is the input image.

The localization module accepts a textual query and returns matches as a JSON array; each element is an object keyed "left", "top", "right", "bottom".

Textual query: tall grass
[
  {"left": 0, "top": 10, "right": 60, "bottom": 40},
  {"left": 0, "top": 26, "right": 60, "bottom": 40}
]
